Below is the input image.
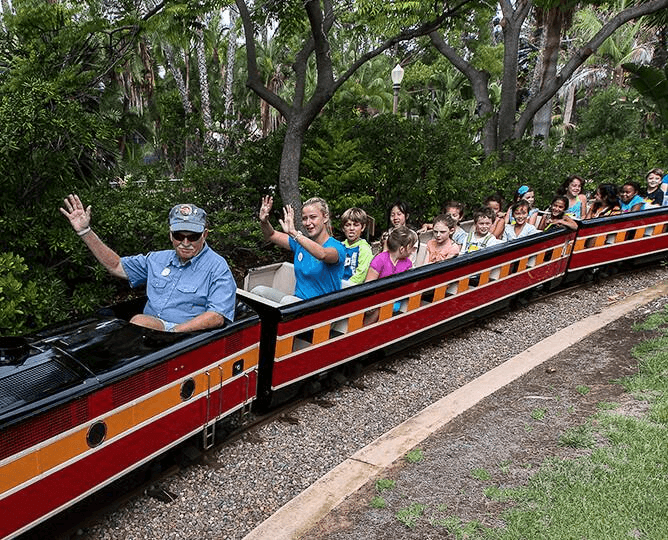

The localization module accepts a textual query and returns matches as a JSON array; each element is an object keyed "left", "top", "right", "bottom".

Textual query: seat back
[{"left": 243, "top": 262, "right": 296, "bottom": 296}]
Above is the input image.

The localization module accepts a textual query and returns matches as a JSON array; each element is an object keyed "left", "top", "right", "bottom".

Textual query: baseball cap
[{"left": 169, "top": 204, "right": 207, "bottom": 233}]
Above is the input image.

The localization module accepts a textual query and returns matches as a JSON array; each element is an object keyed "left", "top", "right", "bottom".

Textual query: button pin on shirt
[{"left": 161, "top": 267, "right": 170, "bottom": 276}]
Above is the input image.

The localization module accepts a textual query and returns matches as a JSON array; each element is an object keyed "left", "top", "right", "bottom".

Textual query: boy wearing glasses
[{"left": 60, "top": 194, "right": 236, "bottom": 332}]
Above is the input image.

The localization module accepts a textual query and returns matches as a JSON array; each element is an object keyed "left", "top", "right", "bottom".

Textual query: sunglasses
[{"left": 172, "top": 231, "right": 203, "bottom": 242}]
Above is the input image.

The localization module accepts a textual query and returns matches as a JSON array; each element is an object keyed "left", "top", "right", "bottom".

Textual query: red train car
[
  {"left": 568, "top": 206, "right": 668, "bottom": 272},
  {"left": 239, "top": 226, "right": 578, "bottom": 407},
  {"left": 0, "top": 309, "right": 260, "bottom": 540}
]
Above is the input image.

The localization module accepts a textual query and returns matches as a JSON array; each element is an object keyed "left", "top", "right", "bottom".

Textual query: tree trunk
[
  {"left": 514, "top": 0, "right": 668, "bottom": 140},
  {"left": 235, "top": 0, "right": 471, "bottom": 208},
  {"left": 223, "top": 5, "right": 237, "bottom": 129},
  {"left": 163, "top": 44, "right": 192, "bottom": 115},
  {"left": 429, "top": 30, "right": 498, "bottom": 155},
  {"left": 496, "top": 0, "right": 532, "bottom": 149},
  {"left": 195, "top": 25, "right": 213, "bottom": 147},
  {"left": 532, "top": 8, "right": 565, "bottom": 143},
  {"left": 278, "top": 121, "right": 307, "bottom": 216}
]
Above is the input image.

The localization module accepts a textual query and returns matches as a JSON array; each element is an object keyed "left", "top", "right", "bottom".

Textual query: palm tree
[{"left": 555, "top": 1, "right": 656, "bottom": 130}]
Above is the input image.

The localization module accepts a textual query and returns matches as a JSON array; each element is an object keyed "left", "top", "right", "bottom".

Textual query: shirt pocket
[{"left": 177, "top": 280, "right": 207, "bottom": 313}]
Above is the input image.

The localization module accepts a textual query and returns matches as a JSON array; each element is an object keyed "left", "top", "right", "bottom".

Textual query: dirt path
[{"left": 303, "top": 297, "right": 667, "bottom": 539}]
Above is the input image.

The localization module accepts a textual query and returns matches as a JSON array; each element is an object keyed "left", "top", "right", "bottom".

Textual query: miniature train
[{"left": 2, "top": 206, "right": 668, "bottom": 539}]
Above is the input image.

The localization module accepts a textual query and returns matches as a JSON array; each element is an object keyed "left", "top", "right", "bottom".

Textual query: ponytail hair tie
[{"left": 517, "top": 185, "right": 530, "bottom": 196}]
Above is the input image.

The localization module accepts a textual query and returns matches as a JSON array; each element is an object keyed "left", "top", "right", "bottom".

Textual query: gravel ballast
[{"left": 71, "top": 265, "right": 667, "bottom": 540}]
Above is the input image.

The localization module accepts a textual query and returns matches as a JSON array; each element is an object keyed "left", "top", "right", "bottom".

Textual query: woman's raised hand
[
  {"left": 279, "top": 205, "right": 298, "bottom": 237},
  {"left": 259, "top": 195, "right": 273, "bottom": 223},
  {"left": 59, "top": 194, "right": 91, "bottom": 233}
]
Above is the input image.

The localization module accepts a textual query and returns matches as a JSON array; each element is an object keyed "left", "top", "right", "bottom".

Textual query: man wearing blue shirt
[{"left": 60, "top": 194, "right": 235, "bottom": 332}]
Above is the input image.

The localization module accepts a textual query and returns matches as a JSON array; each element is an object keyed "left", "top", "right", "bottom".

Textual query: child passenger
[
  {"left": 460, "top": 208, "right": 503, "bottom": 254},
  {"left": 425, "top": 214, "right": 459, "bottom": 263},
  {"left": 365, "top": 226, "right": 417, "bottom": 281},
  {"left": 643, "top": 169, "right": 664, "bottom": 207},
  {"left": 419, "top": 201, "right": 467, "bottom": 245},
  {"left": 382, "top": 201, "right": 420, "bottom": 264},
  {"left": 444, "top": 201, "right": 467, "bottom": 245},
  {"left": 538, "top": 196, "right": 578, "bottom": 231},
  {"left": 341, "top": 207, "right": 373, "bottom": 285},
  {"left": 557, "top": 175, "right": 588, "bottom": 220},
  {"left": 585, "top": 183, "right": 621, "bottom": 219},
  {"left": 502, "top": 200, "right": 539, "bottom": 241},
  {"left": 484, "top": 194, "right": 506, "bottom": 238},
  {"left": 619, "top": 181, "right": 645, "bottom": 213},
  {"left": 506, "top": 185, "right": 540, "bottom": 226}
]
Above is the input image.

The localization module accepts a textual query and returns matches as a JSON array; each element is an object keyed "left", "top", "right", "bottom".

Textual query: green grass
[
  {"left": 576, "top": 385, "right": 590, "bottom": 395},
  {"left": 475, "top": 307, "right": 668, "bottom": 539},
  {"left": 632, "top": 304, "right": 668, "bottom": 331},
  {"left": 375, "top": 478, "right": 396, "bottom": 493},
  {"left": 431, "top": 515, "right": 483, "bottom": 538},
  {"left": 596, "top": 401, "right": 619, "bottom": 410},
  {"left": 405, "top": 448, "right": 424, "bottom": 463},
  {"left": 531, "top": 407, "right": 547, "bottom": 420},
  {"left": 395, "top": 502, "right": 425, "bottom": 527},
  {"left": 370, "top": 496, "right": 387, "bottom": 509},
  {"left": 362, "top": 306, "right": 668, "bottom": 539},
  {"left": 471, "top": 467, "right": 492, "bottom": 481},
  {"left": 485, "top": 413, "right": 668, "bottom": 539},
  {"left": 558, "top": 422, "right": 596, "bottom": 449}
]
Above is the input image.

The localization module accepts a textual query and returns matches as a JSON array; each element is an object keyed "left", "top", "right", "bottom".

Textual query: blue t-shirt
[
  {"left": 619, "top": 194, "right": 645, "bottom": 213},
  {"left": 121, "top": 244, "right": 236, "bottom": 323},
  {"left": 288, "top": 236, "right": 345, "bottom": 299},
  {"left": 342, "top": 238, "right": 372, "bottom": 284}
]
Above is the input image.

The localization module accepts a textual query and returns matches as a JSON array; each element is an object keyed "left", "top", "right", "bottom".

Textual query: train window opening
[
  {"left": 605, "top": 233, "right": 617, "bottom": 245},
  {"left": 292, "top": 330, "right": 313, "bottom": 352},
  {"left": 489, "top": 267, "right": 500, "bottom": 281},
  {"left": 446, "top": 283, "right": 458, "bottom": 296},
  {"left": 392, "top": 298, "right": 408, "bottom": 316},
  {"left": 363, "top": 309, "right": 375, "bottom": 325},
  {"left": 468, "top": 275, "right": 480, "bottom": 288},
  {"left": 421, "top": 289, "right": 435, "bottom": 306},
  {"left": 329, "top": 319, "right": 348, "bottom": 338},
  {"left": 643, "top": 226, "right": 654, "bottom": 237},
  {"left": 526, "top": 255, "right": 536, "bottom": 268},
  {"left": 543, "top": 249, "right": 554, "bottom": 262},
  {"left": 509, "top": 261, "right": 520, "bottom": 274},
  {"left": 624, "top": 229, "right": 636, "bottom": 241},
  {"left": 584, "top": 237, "right": 596, "bottom": 249}
]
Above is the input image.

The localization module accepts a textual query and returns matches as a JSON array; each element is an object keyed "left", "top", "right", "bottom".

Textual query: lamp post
[{"left": 391, "top": 63, "right": 404, "bottom": 115}]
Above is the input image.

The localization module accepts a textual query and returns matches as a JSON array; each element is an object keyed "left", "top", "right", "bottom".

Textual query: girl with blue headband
[{"left": 505, "top": 185, "right": 540, "bottom": 227}]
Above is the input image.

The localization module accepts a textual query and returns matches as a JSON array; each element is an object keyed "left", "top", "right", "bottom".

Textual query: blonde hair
[
  {"left": 302, "top": 197, "right": 331, "bottom": 235},
  {"left": 341, "top": 207, "right": 368, "bottom": 229}
]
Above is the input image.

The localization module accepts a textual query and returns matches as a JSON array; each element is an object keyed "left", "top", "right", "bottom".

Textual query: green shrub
[{"left": 0, "top": 252, "right": 68, "bottom": 335}]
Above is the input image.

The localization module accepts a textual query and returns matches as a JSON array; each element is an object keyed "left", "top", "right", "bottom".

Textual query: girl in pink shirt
[{"left": 366, "top": 226, "right": 416, "bottom": 281}]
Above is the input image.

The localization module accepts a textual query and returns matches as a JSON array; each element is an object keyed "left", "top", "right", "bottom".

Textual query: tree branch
[{"left": 514, "top": 0, "right": 668, "bottom": 139}]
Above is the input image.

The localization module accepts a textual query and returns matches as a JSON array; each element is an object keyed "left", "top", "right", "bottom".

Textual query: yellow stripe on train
[{"left": 0, "top": 352, "right": 256, "bottom": 497}]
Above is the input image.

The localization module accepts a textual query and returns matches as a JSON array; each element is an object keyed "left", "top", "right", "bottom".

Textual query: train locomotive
[{"left": 1, "top": 205, "right": 668, "bottom": 539}]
